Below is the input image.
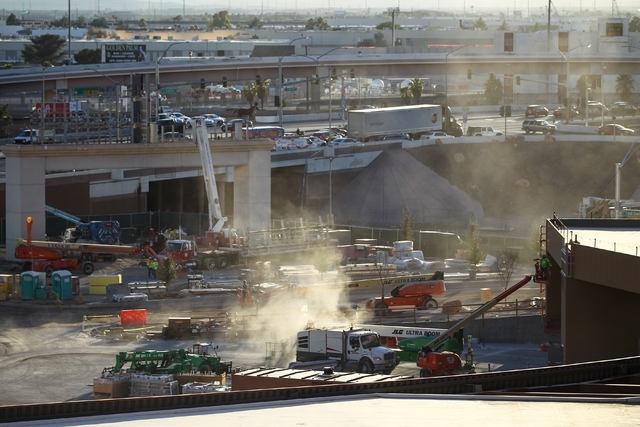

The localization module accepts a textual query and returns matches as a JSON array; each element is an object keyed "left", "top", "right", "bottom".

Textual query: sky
[{"left": 7, "top": 0, "right": 640, "bottom": 15}]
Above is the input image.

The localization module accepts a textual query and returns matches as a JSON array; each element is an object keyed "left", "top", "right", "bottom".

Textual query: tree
[
  {"left": 374, "top": 31, "right": 387, "bottom": 47},
  {"left": 400, "top": 86, "right": 412, "bottom": 105},
  {"left": 399, "top": 208, "right": 413, "bottom": 241},
  {"left": 74, "top": 48, "right": 101, "bottom": 64},
  {"left": 138, "top": 19, "right": 147, "bottom": 28},
  {"left": 629, "top": 16, "right": 640, "bottom": 32},
  {"left": 305, "top": 17, "right": 330, "bottom": 30},
  {"left": 6, "top": 13, "right": 20, "bottom": 25},
  {"left": 172, "top": 15, "right": 183, "bottom": 22},
  {"left": 89, "top": 17, "right": 108, "bottom": 28},
  {"left": 86, "top": 26, "right": 106, "bottom": 38},
  {"left": 242, "top": 83, "right": 258, "bottom": 105},
  {"left": 484, "top": 74, "right": 503, "bottom": 104},
  {"left": 255, "top": 78, "right": 270, "bottom": 109},
  {"left": 615, "top": 75, "right": 635, "bottom": 103},
  {"left": 21, "top": 34, "right": 67, "bottom": 65},
  {"left": 0, "top": 104, "right": 12, "bottom": 138},
  {"left": 312, "top": 246, "right": 338, "bottom": 279},
  {"left": 73, "top": 16, "right": 87, "bottom": 28},
  {"left": 463, "top": 219, "right": 484, "bottom": 280},
  {"left": 473, "top": 17, "right": 488, "bottom": 30},
  {"left": 4, "top": 63, "right": 14, "bottom": 69},
  {"left": 207, "top": 11, "right": 232, "bottom": 29},
  {"left": 357, "top": 38, "right": 375, "bottom": 47},
  {"left": 498, "top": 20, "right": 510, "bottom": 31},
  {"left": 248, "top": 17, "right": 262, "bottom": 29},
  {"left": 375, "top": 21, "right": 401, "bottom": 30},
  {"left": 157, "top": 257, "right": 178, "bottom": 292},
  {"left": 408, "top": 77, "right": 424, "bottom": 105},
  {"left": 576, "top": 75, "right": 589, "bottom": 108},
  {"left": 497, "top": 250, "right": 520, "bottom": 304}
]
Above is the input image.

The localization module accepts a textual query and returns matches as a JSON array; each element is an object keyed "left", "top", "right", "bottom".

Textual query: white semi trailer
[{"left": 347, "top": 105, "right": 443, "bottom": 139}]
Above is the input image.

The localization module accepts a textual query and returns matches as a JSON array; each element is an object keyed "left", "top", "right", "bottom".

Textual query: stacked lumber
[{"left": 130, "top": 374, "right": 179, "bottom": 397}]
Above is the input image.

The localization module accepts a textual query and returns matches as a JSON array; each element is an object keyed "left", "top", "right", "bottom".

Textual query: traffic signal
[
  {"left": 256, "top": 74, "right": 261, "bottom": 85},
  {"left": 331, "top": 68, "right": 337, "bottom": 80},
  {"left": 516, "top": 76, "right": 521, "bottom": 85},
  {"left": 350, "top": 68, "right": 355, "bottom": 78},
  {"left": 500, "top": 105, "right": 504, "bottom": 117},
  {"left": 222, "top": 77, "right": 227, "bottom": 88},
  {"left": 467, "top": 69, "right": 471, "bottom": 80},
  {"left": 274, "top": 95, "right": 280, "bottom": 107}
]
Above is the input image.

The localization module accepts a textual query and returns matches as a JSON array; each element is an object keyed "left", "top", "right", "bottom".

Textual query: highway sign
[
  {"left": 284, "top": 87, "right": 297, "bottom": 92},
  {"left": 161, "top": 88, "right": 178, "bottom": 94},
  {"left": 73, "top": 87, "right": 100, "bottom": 96}
]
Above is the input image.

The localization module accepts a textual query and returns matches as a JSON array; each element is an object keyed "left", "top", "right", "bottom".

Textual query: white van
[{"left": 13, "top": 129, "right": 56, "bottom": 144}]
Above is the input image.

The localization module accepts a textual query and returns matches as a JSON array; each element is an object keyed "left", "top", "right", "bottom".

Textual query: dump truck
[
  {"left": 365, "top": 271, "right": 446, "bottom": 313},
  {"left": 289, "top": 325, "right": 397, "bottom": 374},
  {"left": 105, "top": 343, "right": 232, "bottom": 376}
]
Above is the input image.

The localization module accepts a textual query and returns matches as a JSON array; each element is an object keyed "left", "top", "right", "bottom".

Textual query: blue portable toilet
[
  {"left": 20, "top": 272, "right": 39, "bottom": 301},
  {"left": 52, "top": 270, "right": 73, "bottom": 300}
]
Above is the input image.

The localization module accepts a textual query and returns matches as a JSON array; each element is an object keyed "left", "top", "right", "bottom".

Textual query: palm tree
[
  {"left": 242, "top": 83, "right": 258, "bottom": 105},
  {"left": 615, "top": 75, "right": 635, "bottom": 103},
  {"left": 400, "top": 86, "right": 412, "bottom": 105},
  {"left": 255, "top": 78, "right": 271, "bottom": 109},
  {"left": 408, "top": 78, "right": 424, "bottom": 104}
]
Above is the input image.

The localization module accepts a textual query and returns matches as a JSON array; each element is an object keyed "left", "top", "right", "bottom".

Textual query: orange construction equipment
[
  {"left": 416, "top": 275, "right": 533, "bottom": 377},
  {"left": 366, "top": 271, "right": 446, "bottom": 313}
]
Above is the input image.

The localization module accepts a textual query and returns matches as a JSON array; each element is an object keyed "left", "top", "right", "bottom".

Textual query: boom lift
[{"left": 416, "top": 275, "right": 533, "bottom": 376}]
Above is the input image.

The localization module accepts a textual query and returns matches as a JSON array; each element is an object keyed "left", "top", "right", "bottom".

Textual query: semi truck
[
  {"left": 290, "top": 325, "right": 397, "bottom": 374},
  {"left": 347, "top": 105, "right": 462, "bottom": 140}
]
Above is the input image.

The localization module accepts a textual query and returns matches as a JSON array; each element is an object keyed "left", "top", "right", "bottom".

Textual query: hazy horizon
[{"left": 5, "top": 0, "right": 640, "bottom": 16}]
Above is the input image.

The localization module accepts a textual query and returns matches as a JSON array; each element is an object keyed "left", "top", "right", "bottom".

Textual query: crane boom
[
  {"left": 15, "top": 238, "right": 153, "bottom": 257},
  {"left": 195, "top": 119, "right": 227, "bottom": 233},
  {"left": 424, "top": 275, "right": 533, "bottom": 352},
  {"left": 45, "top": 205, "right": 82, "bottom": 224}
]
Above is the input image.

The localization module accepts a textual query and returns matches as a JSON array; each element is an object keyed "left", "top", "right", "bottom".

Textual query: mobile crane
[
  {"left": 416, "top": 275, "right": 533, "bottom": 377},
  {"left": 15, "top": 217, "right": 158, "bottom": 276}
]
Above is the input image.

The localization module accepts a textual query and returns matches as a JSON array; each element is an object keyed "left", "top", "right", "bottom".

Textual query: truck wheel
[
  {"left": 82, "top": 262, "right": 95, "bottom": 275},
  {"left": 205, "top": 258, "right": 217, "bottom": 270},
  {"left": 525, "top": 129, "right": 530, "bottom": 134},
  {"left": 44, "top": 265, "right": 55, "bottom": 277},
  {"left": 374, "top": 302, "right": 389, "bottom": 316},
  {"left": 198, "top": 364, "right": 212, "bottom": 374},
  {"left": 217, "top": 257, "right": 228, "bottom": 269},
  {"left": 356, "top": 359, "right": 374, "bottom": 374},
  {"left": 423, "top": 298, "right": 438, "bottom": 309}
]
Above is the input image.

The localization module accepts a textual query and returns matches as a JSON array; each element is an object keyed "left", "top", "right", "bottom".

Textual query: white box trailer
[{"left": 347, "top": 105, "right": 442, "bottom": 139}]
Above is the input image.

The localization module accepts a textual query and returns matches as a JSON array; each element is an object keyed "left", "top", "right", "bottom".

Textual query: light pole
[
  {"left": 278, "top": 35, "right": 309, "bottom": 128},
  {"left": 444, "top": 45, "right": 473, "bottom": 107},
  {"left": 614, "top": 140, "right": 640, "bottom": 218},
  {"left": 553, "top": 43, "right": 591, "bottom": 124},
  {"left": 601, "top": 64, "right": 606, "bottom": 127},
  {"left": 155, "top": 41, "right": 189, "bottom": 139},
  {"left": 294, "top": 47, "right": 350, "bottom": 138}
]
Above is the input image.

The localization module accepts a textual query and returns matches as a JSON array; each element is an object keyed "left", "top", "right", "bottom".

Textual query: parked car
[
  {"left": 525, "top": 105, "right": 549, "bottom": 117},
  {"left": 609, "top": 102, "right": 637, "bottom": 117},
  {"left": 306, "top": 136, "right": 327, "bottom": 147},
  {"left": 587, "top": 102, "right": 609, "bottom": 117},
  {"left": 186, "top": 116, "right": 216, "bottom": 128},
  {"left": 466, "top": 126, "right": 503, "bottom": 137},
  {"left": 202, "top": 114, "right": 226, "bottom": 126},
  {"left": 157, "top": 118, "right": 184, "bottom": 133},
  {"left": 328, "top": 137, "right": 364, "bottom": 147},
  {"left": 521, "top": 119, "right": 557, "bottom": 134},
  {"left": 597, "top": 124, "right": 635, "bottom": 136},
  {"left": 553, "top": 106, "right": 580, "bottom": 118},
  {"left": 221, "top": 119, "right": 253, "bottom": 132},
  {"left": 420, "top": 131, "right": 455, "bottom": 140}
]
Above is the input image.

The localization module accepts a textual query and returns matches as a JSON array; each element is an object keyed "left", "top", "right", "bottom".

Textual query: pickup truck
[{"left": 13, "top": 129, "right": 56, "bottom": 144}]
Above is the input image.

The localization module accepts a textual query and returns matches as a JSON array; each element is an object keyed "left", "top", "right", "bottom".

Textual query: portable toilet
[
  {"left": 52, "top": 270, "right": 73, "bottom": 300},
  {"left": 20, "top": 272, "right": 39, "bottom": 300}
]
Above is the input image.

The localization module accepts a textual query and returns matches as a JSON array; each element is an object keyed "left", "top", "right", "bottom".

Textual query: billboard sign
[
  {"left": 103, "top": 44, "right": 147, "bottom": 63},
  {"left": 35, "top": 102, "right": 70, "bottom": 118}
]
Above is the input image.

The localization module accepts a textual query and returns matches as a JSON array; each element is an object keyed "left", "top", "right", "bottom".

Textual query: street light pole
[
  {"left": 444, "top": 45, "right": 473, "bottom": 107},
  {"left": 88, "top": 68, "right": 126, "bottom": 142},
  {"left": 278, "top": 35, "right": 308, "bottom": 128},
  {"left": 155, "top": 41, "right": 189, "bottom": 140},
  {"left": 614, "top": 140, "right": 640, "bottom": 219}
]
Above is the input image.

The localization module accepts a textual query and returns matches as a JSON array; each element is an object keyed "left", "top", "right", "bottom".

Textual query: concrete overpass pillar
[
  {"left": 233, "top": 150, "right": 270, "bottom": 231},
  {"left": 5, "top": 156, "right": 46, "bottom": 261}
]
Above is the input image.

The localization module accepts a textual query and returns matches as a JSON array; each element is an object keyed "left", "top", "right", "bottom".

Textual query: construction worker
[
  {"left": 146, "top": 258, "right": 154, "bottom": 278},
  {"left": 539, "top": 254, "right": 550, "bottom": 281},
  {"left": 151, "top": 259, "right": 159, "bottom": 279}
]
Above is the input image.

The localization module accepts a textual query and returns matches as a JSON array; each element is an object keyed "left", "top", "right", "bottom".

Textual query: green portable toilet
[
  {"left": 20, "top": 272, "right": 39, "bottom": 301},
  {"left": 52, "top": 270, "right": 73, "bottom": 300}
]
